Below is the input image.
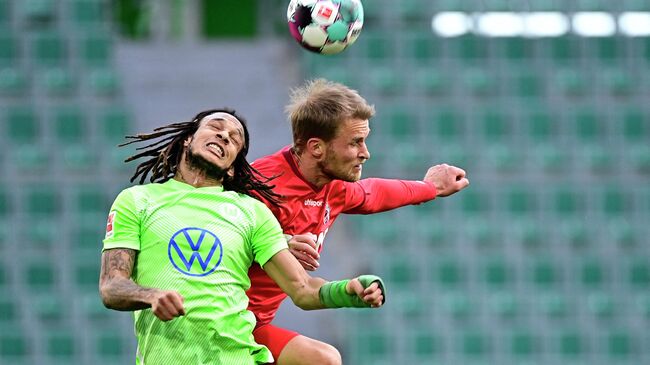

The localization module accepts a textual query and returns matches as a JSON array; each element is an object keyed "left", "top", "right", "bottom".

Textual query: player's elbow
[{"left": 99, "top": 281, "right": 119, "bottom": 310}]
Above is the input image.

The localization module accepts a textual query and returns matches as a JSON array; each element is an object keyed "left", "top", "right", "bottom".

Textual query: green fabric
[
  {"left": 319, "top": 275, "right": 386, "bottom": 308},
  {"left": 103, "top": 178, "right": 288, "bottom": 365}
]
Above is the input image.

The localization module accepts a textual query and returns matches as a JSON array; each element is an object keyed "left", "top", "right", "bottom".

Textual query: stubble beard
[{"left": 185, "top": 144, "right": 230, "bottom": 181}]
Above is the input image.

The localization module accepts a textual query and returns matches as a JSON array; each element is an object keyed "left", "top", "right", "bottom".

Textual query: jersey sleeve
[
  {"left": 343, "top": 178, "right": 438, "bottom": 214},
  {"left": 102, "top": 189, "right": 141, "bottom": 251},
  {"left": 250, "top": 200, "right": 289, "bottom": 267}
]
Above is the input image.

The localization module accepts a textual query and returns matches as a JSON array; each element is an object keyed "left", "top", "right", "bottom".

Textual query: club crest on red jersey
[{"left": 324, "top": 203, "right": 331, "bottom": 225}]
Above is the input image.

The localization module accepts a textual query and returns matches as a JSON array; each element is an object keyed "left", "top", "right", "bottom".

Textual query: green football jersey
[{"left": 103, "top": 178, "right": 288, "bottom": 365}]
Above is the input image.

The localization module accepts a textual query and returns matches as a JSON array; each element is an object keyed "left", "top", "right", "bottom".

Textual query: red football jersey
[{"left": 246, "top": 146, "right": 437, "bottom": 327}]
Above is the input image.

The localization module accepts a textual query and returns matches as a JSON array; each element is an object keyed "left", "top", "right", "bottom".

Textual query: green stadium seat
[
  {"left": 610, "top": 221, "right": 637, "bottom": 249},
  {"left": 11, "top": 145, "right": 50, "bottom": 172},
  {"left": 384, "top": 255, "right": 418, "bottom": 287},
  {"left": 0, "top": 298, "right": 17, "bottom": 324},
  {"left": 496, "top": 37, "right": 534, "bottom": 61},
  {"left": 554, "top": 69, "right": 588, "bottom": 97},
  {"left": 584, "top": 145, "right": 613, "bottom": 174},
  {"left": 370, "top": 67, "right": 403, "bottom": 95},
  {"left": 505, "top": 187, "right": 538, "bottom": 216},
  {"left": 32, "top": 293, "right": 64, "bottom": 323},
  {"left": 397, "top": 0, "right": 422, "bottom": 21},
  {"left": 628, "top": 260, "right": 650, "bottom": 288},
  {"left": 449, "top": 35, "right": 488, "bottom": 61},
  {"left": 0, "top": 1, "right": 7, "bottom": 24},
  {"left": 31, "top": 33, "right": 67, "bottom": 66},
  {"left": 24, "top": 259, "right": 55, "bottom": 291},
  {"left": 631, "top": 145, "right": 650, "bottom": 174},
  {"left": 467, "top": 222, "right": 501, "bottom": 249},
  {"left": 481, "top": 258, "right": 515, "bottom": 288},
  {"left": 352, "top": 329, "right": 393, "bottom": 361},
  {"left": 441, "top": 293, "right": 472, "bottom": 320},
  {"left": 586, "top": 292, "right": 615, "bottom": 320},
  {"left": 463, "top": 68, "right": 495, "bottom": 97},
  {"left": 430, "top": 107, "right": 463, "bottom": 140},
  {"left": 71, "top": 0, "right": 106, "bottom": 28},
  {"left": 525, "top": 109, "right": 558, "bottom": 143},
  {"left": 539, "top": 292, "right": 569, "bottom": 319},
  {"left": 74, "top": 186, "right": 109, "bottom": 215},
  {"left": 74, "top": 262, "right": 100, "bottom": 291},
  {"left": 509, "top": 330, "right": 539, "bottom": 357},
  {"left": 0, "top": 33, "right": 18, "bottom": 65},
  {"left": 94, "top": 333, "right": 127, "bottom": 360},
  {"left": 362, "top": 31, "right": 394, "bottom": 61},
  {"left": 573, "top": 110, "right": 604, "bottom": 142},
  {"left": 24, "top": 186, "right": 60, "bottom": 217},
  {"left": 515, "top": 71, "right": 544, "bottom": 98},
  {"left": 88, "top": 68, "right": 120, "bottom": 96},
  {"left": 53, "top": 106, "right": 85, "bottom": 143},
  {"left": 458, "top": 330, "right": 491, "bottom": 357},
  {"left": 360, "top": 214, "right": 399, "bottom": 246},
  {"left": 25, "top": 218, "right": 56, "bottom": 247},
  {"left": 514, "top": 221, "right": 544, "bottom": 250},
  {"left": 601, "top": 68, "right": 634, "bottom": 97},
  {"left": 99, "top": 106, "right": 133, "bottom": 143},
  {"left": 458, "top": 189, "right": 490, "bottom": 215},
  {"left": 0, "top": 185, "right": 10, "bottom": 217},
  {"left": 4, "top": 105, "right": 40, "bottom": 144},
  {"left": 601, "top": 187, "right": 627, "bottom": 216},
  {"left": 0, "top": 68, "right": 29, "bottom": 96},
  {"left": 80, "top": 35, "right": 113, "bottom": 67},
  {"left": 45, "top": 329, "right": 77, "bottom": 361},
  {"left": 62, "top": 145, "right": 97, "bottom": 171},
  {"left": 480, "top": 110, "right": 511, "bottom": 142},
  {"left": 21, "top": 0, "right": 55, "bottom": 22},
  {"left": 435, "top": 258, "right": 466, "bottom": 288},
  {"left": 408, "top": 328, "right": 442, "bottom": 359},
  {"left": 548, "top": 37, "right": 581, "bottom": 63},
  {"left": 529, "top": 259, "right": 562, "bottom": 288},
  {"left": 41, "top": 68, "right": 75, "bottom": 96},
  {"left": 0, "top": 332, "right": 28, "bottom": 360},
  {"left": 535, "top": 144, "right": 567, "bottom": 173},
  {"left": 621, "top": 108, "right": 647, "bottom": 142},
  {"left": 557, "top": 330, "right": 586, "bottom": 357},
  {"left": 553, "top": 188, "right": 585, "bottom": 216},
  {"left": 606, "top": 331, "right": 634, "bottom": 358},
  {"left": 406, "top": 31, "right": 439, "bottom": 63},
  {"left": 382, "top": 106, "right": 417, "bottom": 138},
  {"left": 80, "top": 292, "right": 111, "bottom": 322},
  {"left": 563, "top": 223, "right": 589, "bottom": 250},
  {"left": 488, "top": 292, "right": 519, "bottom": 321}
]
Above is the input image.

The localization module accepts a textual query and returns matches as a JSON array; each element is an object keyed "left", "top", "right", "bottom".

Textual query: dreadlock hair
[{"left": 120, "top": 108, "right": 282, "bottom": 206}]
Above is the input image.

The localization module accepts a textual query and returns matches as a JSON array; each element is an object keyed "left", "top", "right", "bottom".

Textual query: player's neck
[
  {"left": 293, "top": 149, "right": 332, "bottom": 189},
  {"left": 174, "top": 164, "right": 224, "bottom": 188}
]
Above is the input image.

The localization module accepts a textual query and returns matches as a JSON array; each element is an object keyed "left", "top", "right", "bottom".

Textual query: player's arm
[
  {"left": 99, "top": 248, "right": 185, "bottom": 321},
  {"left": 344, "top": 164, "right": 469, "bottom": 214},
  {"left": 262, "top": 249, "right": 385, "bottom": 310}
]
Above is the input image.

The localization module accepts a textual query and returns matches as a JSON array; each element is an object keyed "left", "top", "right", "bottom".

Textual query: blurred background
[{"left": 1, "top": 0, "right": 649, "bottom": 364}]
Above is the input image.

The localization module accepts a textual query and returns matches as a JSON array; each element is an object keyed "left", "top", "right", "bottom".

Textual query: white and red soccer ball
[{"left": 287, "top": 0, "right": 364, "bottom": 55}]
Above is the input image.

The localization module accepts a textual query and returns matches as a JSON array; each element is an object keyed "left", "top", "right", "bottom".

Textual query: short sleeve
[
  {"left": 102, "top": 189, "right": 141, "bottom": 251},
  {"left": 249, "top": 200, "right": 288, "bottom": 267}
]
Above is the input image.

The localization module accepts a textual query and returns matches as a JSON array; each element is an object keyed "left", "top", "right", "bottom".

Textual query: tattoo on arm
[{"left": 100, "top": 249, "right": 155, "bottom": 311}]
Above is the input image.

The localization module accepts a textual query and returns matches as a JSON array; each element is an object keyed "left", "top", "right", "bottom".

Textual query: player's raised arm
[
  {"left": 99, "top": 248, "right": 185, "bottom": 321},
  {"left": 262, "top": 249, "right": 385, "bottom": 310}
]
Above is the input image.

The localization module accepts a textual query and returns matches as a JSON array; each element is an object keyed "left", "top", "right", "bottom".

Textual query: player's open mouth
[{"left": 207, "top": 143, "right": 225, "bottom": 158}]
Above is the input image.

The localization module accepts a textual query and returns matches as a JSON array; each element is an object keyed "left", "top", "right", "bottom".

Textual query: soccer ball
[{"left": 287, "top": 0, "right": 364, "bottom": 55}]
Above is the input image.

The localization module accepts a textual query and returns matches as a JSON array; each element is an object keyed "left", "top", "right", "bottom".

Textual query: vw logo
[{"left": 168, "top": 227, "right": 223, "bottom": 277}]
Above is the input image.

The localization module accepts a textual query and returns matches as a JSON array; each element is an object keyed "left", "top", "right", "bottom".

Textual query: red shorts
[{"left": 253, "top": 324, "right": 300, "bottom": 364}]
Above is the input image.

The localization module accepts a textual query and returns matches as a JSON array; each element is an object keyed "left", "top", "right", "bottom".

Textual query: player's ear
[
  {"left": 226, "top": 166, "right": 235, "bottom": 178},
  {"left": 307, "top": 138, "right": 324, "bottom": 160},
  {"left": 183, "top": 135, "right": 192, "bottom": 147}
]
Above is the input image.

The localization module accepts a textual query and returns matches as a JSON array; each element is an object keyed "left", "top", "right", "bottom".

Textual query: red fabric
[
  {"left": 253, "top": 324, "right": 300, "bottom": 364},
  {"left": 246, "top": 146, "right": 437, "bottom": 327}
]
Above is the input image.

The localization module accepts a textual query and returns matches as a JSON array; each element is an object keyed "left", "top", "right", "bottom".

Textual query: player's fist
[
  {"left": 424, "top": 164, "right": 469, "bottom": 197},
  {"left": 286, "top": 233, "right": 320, "bottom": 271},
  {"left": 149, "top": 290, "right": 185, "bottom": 321},
  {"left": 346, "top": 276, "right": 385, "bottom": 308}
]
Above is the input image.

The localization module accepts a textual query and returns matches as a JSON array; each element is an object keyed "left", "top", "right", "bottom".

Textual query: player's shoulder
[{"left": 252, "top": 146, "right": 291, "bottom": 170}]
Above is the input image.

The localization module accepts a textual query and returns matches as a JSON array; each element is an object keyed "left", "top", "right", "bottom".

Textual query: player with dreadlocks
[{"left": 99, "top": 108, "right": 387, "bottom": 365}]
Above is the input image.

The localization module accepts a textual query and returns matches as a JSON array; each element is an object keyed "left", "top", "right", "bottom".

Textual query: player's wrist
[{"left": 319, "top": 275, "right": 386, "bottom": 308}]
